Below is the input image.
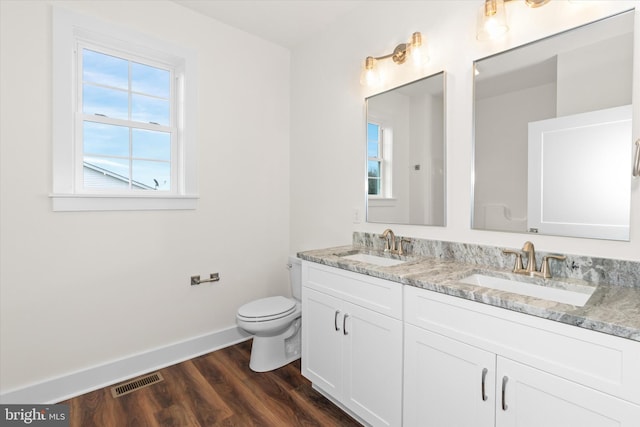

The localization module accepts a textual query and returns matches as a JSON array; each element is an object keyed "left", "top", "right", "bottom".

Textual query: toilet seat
[{"left": 237, "top": 296, "right": 296, "bottom": 322}]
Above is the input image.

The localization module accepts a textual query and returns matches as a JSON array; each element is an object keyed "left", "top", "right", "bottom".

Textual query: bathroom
[{"left": 1, "top": 0, "right": 639, "bottom": 420}]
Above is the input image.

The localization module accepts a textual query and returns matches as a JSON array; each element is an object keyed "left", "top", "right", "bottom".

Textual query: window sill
[
  {"left": 368, "top": 197, "right": 397, "bottom": 208},
  {"left": 50, "top": 194, "right": 199, "bottom": 212}
]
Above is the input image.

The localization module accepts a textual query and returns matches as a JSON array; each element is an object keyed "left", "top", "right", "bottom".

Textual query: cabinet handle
[
  {"left": 334, "top": 310, "right": 341, "bottom": 331},
  {"left": 481, "top": 368, "right": 488, "bottom": 401},
  {"left": 501, "top": 376, "right": 509, "bottom": 411},
  {"left": 343, "top": 313, "right": 349, "bottom": 335}
]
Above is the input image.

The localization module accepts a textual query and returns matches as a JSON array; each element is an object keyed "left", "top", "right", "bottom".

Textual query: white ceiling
[{"left": 172, "top": 0, "right": 366, "bottom": 49}]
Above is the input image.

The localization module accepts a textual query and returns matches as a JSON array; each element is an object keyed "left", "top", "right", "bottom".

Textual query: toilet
[{"left": 236, "top": 256, "right": 302, "bottom": 372}]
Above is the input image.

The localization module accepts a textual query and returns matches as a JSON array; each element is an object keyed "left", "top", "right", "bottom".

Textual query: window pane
[
  {"left": 367, "top": 123, "right": 380, "bottom": 157},
  {"left": 83, "top": 84, "right": 128, "bottom": 120},
  {"left": 368, "top": 160, "right": 380, "bottom": 178},
  {"left": 132, "top": 129, "right": 170, "bottom": 161},
  {"left": 132, "top": 62, "right": 170, "bottom": 98},
  {"left": 132, "top": 160, "right": 170, "bottom": 191},
  {"left": 368, "top": 141, "right": 380, "bottom": 158},
  {"left": 83, "top": 157, "right": 130, "bottom": 189},
  {"left": 83, "top": 49, "right": 128, "bottom": 89},
  {"left": 368, "top": 178, "right": 381, "bottom": 195},
  {"left": 368, "top": 160, "right": 381, "bottom": 195},
  {"left": 132, "top": 94, "right": 170, "bottom": 125},
  {"left": 84, "top": 122, "right": 129, "bottom": 157}
]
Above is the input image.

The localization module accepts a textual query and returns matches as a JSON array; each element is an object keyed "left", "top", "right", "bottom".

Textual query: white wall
[
  {"left": 557, "top": 33, "right": 633, "bottom": 116},
  {"left": 290, "top": 1, "right": 640, "bottom": 260},
  {"left": 0, "top": 0, "right": 290, "bottom": 394},
  {"left": 474, "top": 81, "right": 556, "bottom": 230}
]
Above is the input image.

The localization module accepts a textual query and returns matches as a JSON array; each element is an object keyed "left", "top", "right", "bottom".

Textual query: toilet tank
[{"left": 288, "top": 256, "right": 302, "bottom": 301}]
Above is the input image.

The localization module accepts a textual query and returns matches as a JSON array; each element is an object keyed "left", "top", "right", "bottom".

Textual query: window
[
  {"left": 367, "top": 121, "right": 392, "bottom": 198},
  {"left": 80, "top": 47, "right": 173, "bottom": 192},
  {"left": 367, "top": 122, "right": 382, "bottom": 196},
  {"left": 52, "top": 7, "right": 198, "bottom": 211}
]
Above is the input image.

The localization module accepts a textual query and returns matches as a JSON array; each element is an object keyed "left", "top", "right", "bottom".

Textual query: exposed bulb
[
  {"left": 477, "top": 0, "right": 509, "bottom": 41},
  {"left": 410, "top": 32, "right": 429, "bottom": 67},
  {"left": 360, "top": 56, "right": 381, "bottom": 87}
]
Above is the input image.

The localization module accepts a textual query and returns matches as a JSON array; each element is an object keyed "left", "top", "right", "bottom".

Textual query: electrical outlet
[{"left": 353, "top": 208, "right": 362, "bottom": 224}]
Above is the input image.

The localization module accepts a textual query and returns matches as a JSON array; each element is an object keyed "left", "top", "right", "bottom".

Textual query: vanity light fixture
[
  {"left": 477, "top": 0, "right": 550, "bottom": 41},
  {"left": 360, "top": 31, "right": 429, "bottom": 87}
]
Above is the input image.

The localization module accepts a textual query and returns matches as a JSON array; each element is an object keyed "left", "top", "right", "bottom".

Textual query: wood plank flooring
[{"left": 61, "top": 340, "right": 361, "bottom": 426}]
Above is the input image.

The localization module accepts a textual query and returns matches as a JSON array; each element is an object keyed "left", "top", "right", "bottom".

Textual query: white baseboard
[{"left": 0, "top": 326, "right": 251, "bottom": 404}]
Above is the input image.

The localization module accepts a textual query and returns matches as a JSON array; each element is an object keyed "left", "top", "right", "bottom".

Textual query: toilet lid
[{"left": 237, "top": 296, "right": 296, "bottom": 320}]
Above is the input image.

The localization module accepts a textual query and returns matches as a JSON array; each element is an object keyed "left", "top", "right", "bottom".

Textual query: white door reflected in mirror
[{"left": 528, "top": 105, "right": 631, "bottom": 240}]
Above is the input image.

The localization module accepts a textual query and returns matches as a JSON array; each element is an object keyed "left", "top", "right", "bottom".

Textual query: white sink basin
[
  {"left": 460, "top": 274, "right": 595, "bottom": 307},
  {"left": 341, "top": 253, "right": 406, "bottom": 267}
]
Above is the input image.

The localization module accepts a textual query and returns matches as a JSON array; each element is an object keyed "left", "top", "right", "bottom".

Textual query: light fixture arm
[
  {"left": 368, "top": 42, "right": 410, "bottom": 64},
  {"left": 360, "top": 31, "right": 428, "bottom": 87}
]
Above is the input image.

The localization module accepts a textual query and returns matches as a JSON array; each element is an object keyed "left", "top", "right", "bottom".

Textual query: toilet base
[{"left": 249, "top": 318, "right": 301, "bottom": 372}]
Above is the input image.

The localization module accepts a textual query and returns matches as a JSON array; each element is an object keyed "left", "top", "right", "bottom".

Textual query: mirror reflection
[
  {"left": 472, "top": 10, "right": 634, "bottom": 241},
  {"left": 366, "top": 71, "right": 446, "bottom": 226}
]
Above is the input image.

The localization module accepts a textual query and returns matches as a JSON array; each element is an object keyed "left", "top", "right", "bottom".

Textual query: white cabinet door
[
  {"left": 302, "top": 287, "right": 343, "bottom": 399},
  {"left": 496, "top": 357, "right": 640, "bottom": 427},
  {"left": 403, "top": 324, "right": 496, "bottom": 427},
  {"left": 343, "top": 301, "right": 403, "bottom": 427}
]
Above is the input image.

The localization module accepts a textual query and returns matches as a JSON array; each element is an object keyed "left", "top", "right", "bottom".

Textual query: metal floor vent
[{"left": 111, "top": 372, "right": 164, "bottom": 398}]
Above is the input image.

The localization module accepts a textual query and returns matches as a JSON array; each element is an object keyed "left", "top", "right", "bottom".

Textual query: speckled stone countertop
[{"left": 298, "top": 241, "right": 640, "bottom": 343}]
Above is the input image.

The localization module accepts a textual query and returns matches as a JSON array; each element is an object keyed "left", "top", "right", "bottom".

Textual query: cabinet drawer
[
  {"left": 405, "top": 285, "right": 640, "bottom": 405},
  {"left": 302, "top": 261, "right": 402, "bottom": 319}
]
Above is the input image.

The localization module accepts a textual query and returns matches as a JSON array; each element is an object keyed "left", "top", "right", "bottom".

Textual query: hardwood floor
[{"left": 61, "top": 340, "right": 361, "bottom": 426}]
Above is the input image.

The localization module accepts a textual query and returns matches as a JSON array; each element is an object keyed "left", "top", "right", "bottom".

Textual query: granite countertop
[{"left": 298, "top": 245, "right": 640, "bottom": 343}]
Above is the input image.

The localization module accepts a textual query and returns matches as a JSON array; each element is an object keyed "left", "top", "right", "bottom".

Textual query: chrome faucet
[{"left": 503, "top": 241, "right": 566, "bottom": 279}]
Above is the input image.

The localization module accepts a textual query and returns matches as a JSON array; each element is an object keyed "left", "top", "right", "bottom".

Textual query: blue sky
[{"left": 82, "top": 48, "right": 172, "bottom": 190}]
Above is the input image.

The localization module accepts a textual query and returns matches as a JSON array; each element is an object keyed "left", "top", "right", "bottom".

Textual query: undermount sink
[
  {"left": 460, "top": 273, "right": 595, "bottom": 307},
  {"left": 340, "top": 252, "right": 407, "bottom": 267}
]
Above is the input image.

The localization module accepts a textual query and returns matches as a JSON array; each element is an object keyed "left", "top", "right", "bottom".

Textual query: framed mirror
[
  {"left": 366, "top": 71, "right": 446, "bottom": 226},
  {"left": 472, "top": 10, "right": 634, "bottom": 241}
]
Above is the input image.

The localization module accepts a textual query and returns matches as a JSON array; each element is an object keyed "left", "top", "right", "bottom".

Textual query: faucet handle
[
  {"left": 398, "top": 238, "right": 411, "bottom": 255},
  {"left": 502, "top": 249, "right": 524, "bottom": 272},
  {"left": 539, "top": 254, "right": 567, "bottom": 279}
]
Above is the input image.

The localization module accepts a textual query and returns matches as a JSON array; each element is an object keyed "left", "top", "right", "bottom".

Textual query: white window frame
[
  {"left": 367, "top": 119, "right": 393, "bottom": 199},
  {"left": 52, "top": 7, "right": 198, "bottom": 211}
]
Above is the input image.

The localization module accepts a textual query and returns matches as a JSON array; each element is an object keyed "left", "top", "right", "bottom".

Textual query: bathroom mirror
[
  {"left": 472, "top": 10, "right": 634, "bottom": 241},
  {"left": 366, "top": 71, "right": 446, "bottom": 226}
]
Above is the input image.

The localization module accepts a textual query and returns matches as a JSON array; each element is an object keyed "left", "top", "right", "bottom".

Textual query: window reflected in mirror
[{"left": 366, "top": 71, "right": 446, "bottom": 226}]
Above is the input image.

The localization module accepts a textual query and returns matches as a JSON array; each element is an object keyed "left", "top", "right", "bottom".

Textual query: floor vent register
[{"left": 110, "top": 372, "right": 164, "bottom": 398}]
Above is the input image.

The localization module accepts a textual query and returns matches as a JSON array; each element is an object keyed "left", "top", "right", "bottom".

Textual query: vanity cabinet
[
  {"left": 404, "top": 324, "right": 496, "bottom": 426},
  {"left": 404, "top": 286, "right": 640, "bottom": 427},
  {"left": 301, "top": 261, "right": 403, "bottom": 427}
]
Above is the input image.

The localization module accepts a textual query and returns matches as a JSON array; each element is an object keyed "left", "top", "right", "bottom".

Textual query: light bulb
[
  {"left": 477, "top": 0, "right": 509, "bottom": 41},
  {"left": 360, "top": 57, "right": 381, "bottom": 87},
  {"left": 410, "top": 32, "right": 429, "bottom": 67}
]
